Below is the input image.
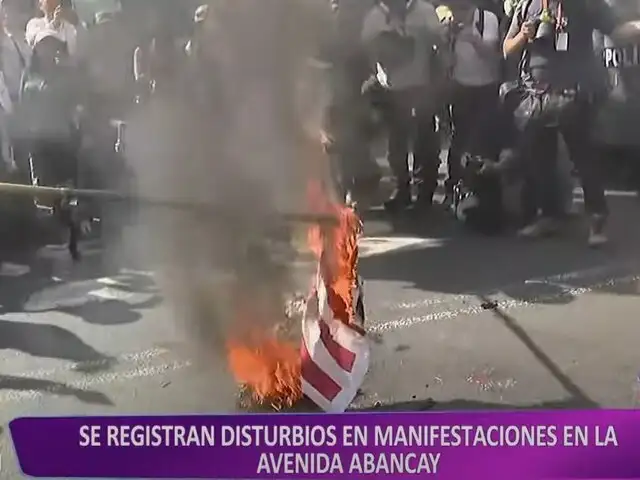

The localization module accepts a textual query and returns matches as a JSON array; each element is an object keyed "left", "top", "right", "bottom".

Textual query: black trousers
[
  {"left": 446, "top": 82, "right": 500, "bottom": 193},
  {"left": 386, "top": 88, "right": 439, "bottom": 199},
  {"left": 521, "top": 97, "right": 607, "bottom": 218},
  {"left": 30, "top": 138, "right": 80, "bottom": 190},
  {"left": 325, "top": 55, "right": 378, "bottom": 197},
  {"left": 328, "top": 101, "right": 374, "bottom": 187}
]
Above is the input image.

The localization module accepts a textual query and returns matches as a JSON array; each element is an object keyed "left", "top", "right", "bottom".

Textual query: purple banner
[{"left": 8, "top": 411, "right": 640, "bottom": 478}]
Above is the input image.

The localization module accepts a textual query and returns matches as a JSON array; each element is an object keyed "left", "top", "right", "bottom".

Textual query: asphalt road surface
[{"left": 1, "top": 188, "right": 640, "bottom": 477}]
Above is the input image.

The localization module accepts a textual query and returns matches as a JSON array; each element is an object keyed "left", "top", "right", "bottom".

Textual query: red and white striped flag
[{"left": 301, "top": 269, "right": 370, "bottom": 412}]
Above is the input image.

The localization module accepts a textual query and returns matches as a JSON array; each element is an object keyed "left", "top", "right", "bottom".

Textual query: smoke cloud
[{"left": 123, "top": 0, "right": 334, "bottom": 369}]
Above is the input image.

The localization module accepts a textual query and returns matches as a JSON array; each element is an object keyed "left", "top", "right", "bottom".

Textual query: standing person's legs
[
  {"left": 413, "top": 104, "right": 439, "bottom": 208},
  {"left": 336, "top": 59, "right": 377, "bottom": 204},
  {"left": 559, "top": 99, "right": 608, "bottom": 246},
  {"left": 436, "top": 103, "right": 453, "bottom": 149},
  {"left": 385, "top": 89, "right": 413, "bottom": 211},
  {"left": 349, "top": 94, "right": 381, "bottom": 204},
  {"left": 444, "top": 84, "right": 475, "bottom": 204},
  {"left": 518, "top": 125, "right": 563, "bottom": 237},
  {"left": 340, "top": 117, "right": 376, "bottom": 203},
  {"left": 31, "top": 141, "right": 57, "bottom": 188},
  {"left": 466, "top": 83, "right": 501, "bottom": 161}
]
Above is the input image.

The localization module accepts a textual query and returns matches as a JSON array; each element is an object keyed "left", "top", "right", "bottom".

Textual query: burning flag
[
  {"left": 301, "top": 182, "right": 370, "bottom": 412},
  {"left": 226, "top": 181, "right": 370, "bottom": 413}
]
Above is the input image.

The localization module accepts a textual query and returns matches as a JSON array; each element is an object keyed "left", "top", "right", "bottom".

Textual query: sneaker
[
  {"left": 517, "top": 217, "right": 562, "bottom": 239},
  {"left": 587, "top": 214, "right": 608, "bottom": 248}
]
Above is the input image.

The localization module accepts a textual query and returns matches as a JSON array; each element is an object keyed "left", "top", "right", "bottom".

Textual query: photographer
[{"left": 503, "top": 0, "right": 640, "bottom": 247}]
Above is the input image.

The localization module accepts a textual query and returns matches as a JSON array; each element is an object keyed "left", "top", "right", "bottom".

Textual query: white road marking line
[
  {"left": 1, "top": 347, "right": 172, "bottom": 380},
  {"left": 359, "top": 237, "right": 445, "bottom": 259},
  {"left": 120, "top": 268, "right": 155, "bottom": 277},
  {"left": 96, "top": 277, "right": 130, "bottom": 287},
  {"left": 379, "top": 264, "right": 630, "bottom": 312},
  {"left": 0, "top": 263, "right": 30, "bottom": 277},
  {"left": 87, "top": 287, "right": 135, "bottom": 301},
  {"left": 0, "top": 360, "right": 192, "bottom": 404},
  {"left": 369, "top": 273, "right": 640, "bottom": 333}
]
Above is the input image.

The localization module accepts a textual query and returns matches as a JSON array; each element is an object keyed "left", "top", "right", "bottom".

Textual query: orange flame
[
  {"left": 307, "top": 180, "right": 363, "bottom": 331},
  {"left": 227, "top": 334, "right": 302, "bottom": 409},
  {"left": 225, "top": 142, "right": 362, "bottom": 409},
  {"left": 225, "top": 296, "right": 303, "bottom": 409}
]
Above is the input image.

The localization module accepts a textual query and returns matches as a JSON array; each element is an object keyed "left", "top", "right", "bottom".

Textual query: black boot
[
  {"left": 57, "top": 195, "right": 82, "bottom": 261},
  {"left": 414, "top": 185, "right": 434, "bottom": 211},
  {"left": 384, "top": 186, "right": 412, "bottom": 213}
]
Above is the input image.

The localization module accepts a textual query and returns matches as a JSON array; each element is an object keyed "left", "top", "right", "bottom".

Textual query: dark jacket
[{"left": 14, "top": 61, "right": 83, "bottom": 143}]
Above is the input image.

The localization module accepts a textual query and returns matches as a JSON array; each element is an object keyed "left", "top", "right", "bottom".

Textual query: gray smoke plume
[{"left": 124, "top": 0, "right": 334, "bottom": 358}]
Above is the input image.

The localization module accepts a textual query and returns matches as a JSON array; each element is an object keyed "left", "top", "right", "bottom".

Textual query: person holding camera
[
  {"left": 503, "top": 0, "right": 640, "bottom": 247},
  {"left": 441, "top": 0, "right": 502, "bottom": 208}
]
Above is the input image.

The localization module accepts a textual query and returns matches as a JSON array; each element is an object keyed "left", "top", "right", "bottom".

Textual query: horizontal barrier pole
[{"left": 0, "top": 182, "right": 338, "bottom": 225}]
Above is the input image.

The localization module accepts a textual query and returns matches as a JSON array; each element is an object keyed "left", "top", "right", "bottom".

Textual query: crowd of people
[
  {"left": 320, "top": 0, "right": 640, "bottom": 248},
  {"left": 0, "top": 0, "right": 197, "bottom": 257},
  {"left": 0, "top": 0, "right": 639, "bottom": 259}
]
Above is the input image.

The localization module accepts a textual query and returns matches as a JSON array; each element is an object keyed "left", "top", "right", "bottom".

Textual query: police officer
[{"left": 504, "top": 0, "right": 640, "bottom": 247}]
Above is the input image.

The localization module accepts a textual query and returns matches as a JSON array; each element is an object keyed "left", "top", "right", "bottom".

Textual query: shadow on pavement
[
  {"left": 360, "top": 195, "right": 640, "bottom": 306},
  {"left": 478, "top": 295, "right": 596, "bottom": 407},
  {"left": 0, "top": 375, "right": 113, "bottom": 406},
  {"left": 0, "top": 255, "right": 161, "bottom": 326},
  {"left": 58, "top": 295, "right": 162, "bottom": 326},
  {"left": 0, "top": 319, "right": 115, "bottom": 365}
]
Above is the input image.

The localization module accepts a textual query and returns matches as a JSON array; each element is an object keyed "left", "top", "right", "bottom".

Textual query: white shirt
[
  {"left": 25, "top": 16, "right": 78, "bottom": 56},
  {"left": 452, "top": 9, "right": 500, "bottom": 87}
]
